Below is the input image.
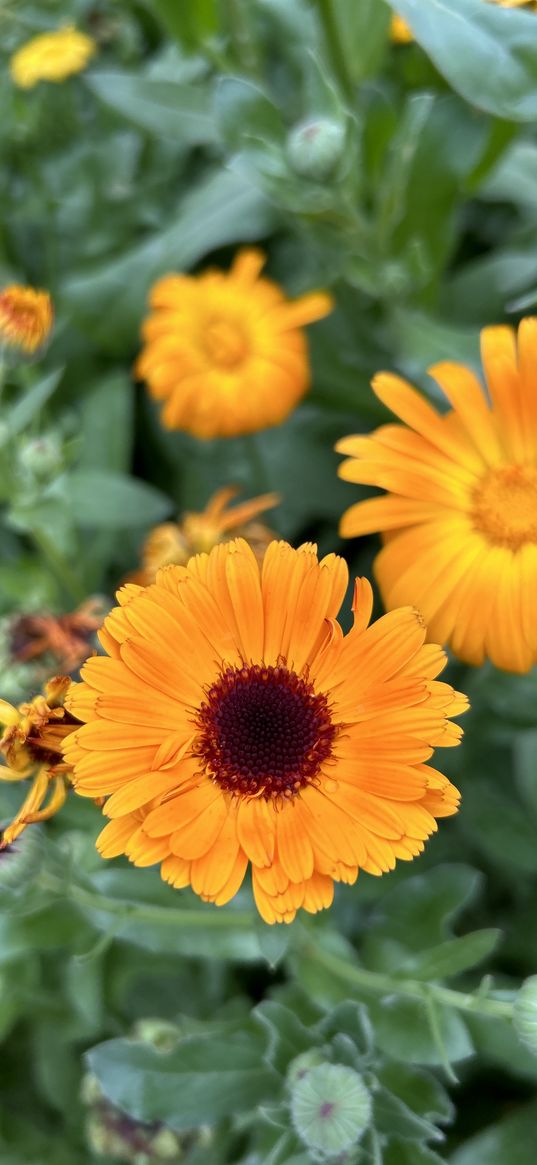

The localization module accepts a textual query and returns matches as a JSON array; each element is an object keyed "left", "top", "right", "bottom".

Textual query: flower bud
[
  {"left": 514, "top": 976, "right": 537, "bottom": 1057},
  {"left": 286, "top": 118, "right": 346, "bottom": 182},
  {"left": 290, "top": 1062, "right": 371, "bottom": 1156},
  {"left": 17, "top": 433, "right": 63, "bottom": 482}
]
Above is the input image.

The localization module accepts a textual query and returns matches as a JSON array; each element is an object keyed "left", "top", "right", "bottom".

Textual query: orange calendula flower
[
  {"left": 337, "top": 318, "right": 537, "bottom": 674},
  {"left": 391, "top": 0, "right": 535, "bottom": 43},
  {"left": 64, "top": 539, "right": 465, "bottom": 925},
  {"left": 0, "top": 285, "right": 53, "bottom": 355},
  {"left": 135, "top": 248, "right": 333, "bottom": 439},
  {"left": 131, "top": 487, "right": 279, "bottom": 585},
  {"left": 10, "top": 25, "right": 96, "bottom": 89},
  {"left": 0, "top": 677, "right": 79, "bottom": 848}
]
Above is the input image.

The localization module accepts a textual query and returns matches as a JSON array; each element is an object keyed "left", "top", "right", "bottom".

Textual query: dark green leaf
[
  {"left": 86, "top": 72, "right": 217, "bottom": 145},
  {"left": 63, "top": 469, "right": 171, "bottom": 529},
  {"left": 450, "top": 1099, "right": 537, "bottom": 1165},
  {"left": 325, "top": 0, "right": 390, "bottom": 83},
  {"left": 77, "top": 371, "right": 134, "bottom": 474},
  {"left": 86, "top": 1029, "right": 277, "bottom": 1129},
  {"left": 399, "top": 930, "right": 502, "bottom": 982},
  {"left": 215, "top": 76, "right": 285, "bottom": 150}
]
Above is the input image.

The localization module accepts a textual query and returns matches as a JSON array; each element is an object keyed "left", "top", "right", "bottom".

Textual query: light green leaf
[
  {"left": 367, "top": 996, "right": 473, "bottom": 1067},
  {"left": 77, "top": 372, "right": 134, "bottom": 473},
  {"left": 215, "top": 76, "right": 285, "bottom": 150},
  {"left": 323, "top": 0, "right": 390, "bottom": 82},
  {"left": 63, "top": 469, "right": 172, "bottom": 529},
  {"left": 8, "top": 369, "right": 63, "bottom": 435},
  {"left": 86, "top": 72, "right": 217, "bottom": 145},
  {"left": 385, "top": 0, "right": 537, "bottom": 122},
  {"left": 86, "top": 1030, "right": 277, "bottom": 1130}
]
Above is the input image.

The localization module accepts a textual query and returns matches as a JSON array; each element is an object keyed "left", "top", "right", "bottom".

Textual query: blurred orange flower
[
  {"left": 0, "top": 285, "right": 53, "bottom": 355},
  {"left": 131, "top": 487, "right": 279, "bottom": 585},
  {"left": 136, "top": 248, "right": 332, "bottom": 439},
  {"left": 10, "top": 598, "right": 106, "bottom": 674},
  {"left": 10, "top": 25, "right": 96, "bottom": 89}
]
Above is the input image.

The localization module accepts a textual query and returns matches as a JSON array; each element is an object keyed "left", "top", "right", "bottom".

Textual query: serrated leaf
[
  {"left": 86, "top": 1030, "right": 277, "bottom": 1130},
  {"left": 255, "top": 1001, "right": 317, "bottom": 1074}
]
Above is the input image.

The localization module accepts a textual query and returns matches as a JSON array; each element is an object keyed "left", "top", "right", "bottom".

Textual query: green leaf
[
  {"left": 450, "top": 1099, "right": 537, "bottom": 1165},
  {"left": 364, "top": 865, "right": 484, "bottom": 956},
  {"left": 385, "top": 1144, "right": 446, "bottom": 1165},
  {"left": 149, "top": 0, "right": 219, "bottom": 49},
  {"left": 481, "top": 140, "right": 537, "bottom": 212},
  {"left": 367, "top": 996, "right": 473, "bottom": 1067},
  {"left": 254, "top": 1001, "right": 317, "bottom": 1074},
  {"left": 378, "top": 1062, "right": 454, "bottom": 1126},
  {"left": 373, "top": 1086, "right": 442, "bottom": 1144},
  {"left": 460, "top": 780, "right": 537, "bottom": 875},
  {"left": 86, "top": 72, "right": 217, "bottom": 145},
  {"left": 63, "top": 168, "right": 275, "bottom": 353},
  {"left": 324, "top": 0, "right": 390, "bottom": 83},
  {"left": 8, "top": 369, "right": 63, "bottom": 435},
  {"left": 398, "top": 930, "right": 502, "bottom": 982},
  {"left": 62, "top": 469, "right": 171, "bottom": 529},
  {"left": 214, "top": 76, "right": 285, "bottom": 150},
  {"left": 77, "top": 372, "right": 134, "bottom": 474},
  {"left": 385, "top": 0, "right": 537, "bottom": 122},
  {"left": 86, "top": 1029, "right": 277, "bottom": 1130}
]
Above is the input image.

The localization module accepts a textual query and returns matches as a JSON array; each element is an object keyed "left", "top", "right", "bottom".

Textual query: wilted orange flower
[
  {"left": 131, "top": 487, "right": 279, "bottom": 585},
  {"left": 10, "top": 597, "right": 106, "bottom": 673},
  {"left": 135, "top": 249, "right": 333, "bottom": 439},
  {"left": 337, "top": 318, "right": 537, "bottom": 674},
  {"left": 0, "top": 677, "right": 78, "bottom": 848},
  {"left": 391, "top": 0, "right": 535, "bottom": 43},
  {"left": 10, "top": 25, "right": 96, "bottom": 89},
  {"left": 0, "top": 285, "right": 53, "bottom": 355},
  {"left": 64, "top": 540, "right": 465, "bottom": 924}
]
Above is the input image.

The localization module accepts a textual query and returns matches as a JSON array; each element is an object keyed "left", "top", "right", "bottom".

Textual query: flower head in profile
[
  {"left": 337, "top": 318, "right": 537, "bottom": 674},
  {"left": 130, "top": 487, "right": 279, "bottom": 586},
  {"left": 135, "top": 249, "right": 333, "bottom": 439},
  {"left": 390, "top": 0, "right": 535, "bottom": 43},
  {"left": 10, "top": 25, "right": 96, "bottom": 89},
  {"left": 0, "top": 676, "right": 79, "bottom": 849},
  {"left": 10, "top": 597, "right": 106, "bottom": 674},
  {"left": 0, "top": 285, "right": 53, "bottom": 356},
  {"left": 64, "top": 540, "right": 465, "bottom": 924}
]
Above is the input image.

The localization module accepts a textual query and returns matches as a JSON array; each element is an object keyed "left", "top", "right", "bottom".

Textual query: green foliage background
[{"left": 1, "top": 0, "right": 537, "bottom": 1161}]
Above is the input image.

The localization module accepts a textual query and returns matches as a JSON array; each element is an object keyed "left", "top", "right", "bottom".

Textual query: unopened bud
[
  {"left": 290, "top": 1062, "right": 371, "bottom": 1156},
  {"left": 17, "top": 433, "right": 63, "bottom": 481},
  {"left": 514, "top": 976, "right": 537, "bottom": 1057},
  {"left": 286, "top": 117, "right": 346, "bottom": 182}
]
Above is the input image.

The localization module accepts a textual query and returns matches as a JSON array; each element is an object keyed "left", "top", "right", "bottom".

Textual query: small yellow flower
[
  {"left": 0, "top": 285, "right": 53, "bottom": 355},
  {"left": 131, "top": 487, "right": 279, "bottom": 585},
  {"left": 337, "top": 317, "right": 537, "bottom": 674},
  {"left": 10, "top": 25, "right": 96, "bottom": 90},
  {"left": 136, "top": 248, "right": 333, "bottom": 439},
  {"left": 391, "top": 0, "right": 536, "bottom": 44},
  {"left": 0, "top": 676, "right": 78, "bottom": 848}
]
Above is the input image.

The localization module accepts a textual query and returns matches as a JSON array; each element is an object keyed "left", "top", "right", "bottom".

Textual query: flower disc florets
[{"left": 193, "top": 662, "right": 337, "bottom": 800}]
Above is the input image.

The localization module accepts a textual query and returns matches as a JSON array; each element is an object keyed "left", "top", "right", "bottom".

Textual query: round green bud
[
  {"left": 290, "top": 1062, "right": 372, "bottom": 1156},
  {"left": 17, "top": 433, "right": 63, "bottom": 482},
  {"left": 514, "top": 976, "right": 537, "bottom": 1057},
  {"left": 286, "top": 117, "right": 346, "bottom": 182},
  {"left": 131, "top": 1018, "right": 181, "bottom": 1052}
]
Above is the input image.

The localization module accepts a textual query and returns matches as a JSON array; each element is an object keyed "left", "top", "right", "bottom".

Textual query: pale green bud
[
  {"left": 17, "top": 433, "right": 63, "bottom": 482},
  {"left": 286, "top": 118, "right": 346, "bottom": 181},
  {"left": 286, "top": 1048, "right": 326, "bottom": 1088},
  {"left": 290, "top": 1062, "right": 371, "bottom": 1157},
  {"left": 514, "top": 976, "right": 537, "bottom": 1057}
]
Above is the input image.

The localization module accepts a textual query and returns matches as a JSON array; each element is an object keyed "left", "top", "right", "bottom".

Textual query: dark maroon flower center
[{"left": 193, "top": 663, "right": 336, "bottom": 799}]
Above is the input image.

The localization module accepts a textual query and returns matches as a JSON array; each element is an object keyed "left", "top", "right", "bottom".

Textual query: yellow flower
[
  {"left": 0, "top": 677, "right": 78, "bottom": 848},
  {"left": 130, "top": 486, "right": 279, "bottom": 585},
  {"left": 10, "top": 25, "right": 96, "bottom": 89},
  {"left": 0, "top": 285, "right": 53, "bottom": 355},
  {"left": 135, "top": 249, "right": 333, "bottom": 439},
  {"left": 337, "top": 318, "right": 537, "bottom": 674},
  {"left": 64, "top": 540, "right": 465, "bottom": 925},
  {"left": 390, "top": 0, "right": 535, "bottom": 43}
]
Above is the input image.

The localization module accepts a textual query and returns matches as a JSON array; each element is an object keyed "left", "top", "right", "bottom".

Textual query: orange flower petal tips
[
  {"left": 135, "top": 248, "right": 333, "bottom": 439},
  {"left": 337, "top": 317, "right": 537, "bottom": 673},
  {"left": 63, "top": 539, "right": 466, "bottom": 923}
]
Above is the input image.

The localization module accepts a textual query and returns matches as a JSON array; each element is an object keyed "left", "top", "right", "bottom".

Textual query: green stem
[
  {"left": 30, "top": 527, "right": 87, "bottom": 606},
  {"left": 317, "top": 0, "right": 355, "bottom": 105},
  {"left": 307, "top": 941, "right": 514, "bottom": 1022},
  {"left": 38, "top": 870, "right": 256, "bottom": 931}
]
